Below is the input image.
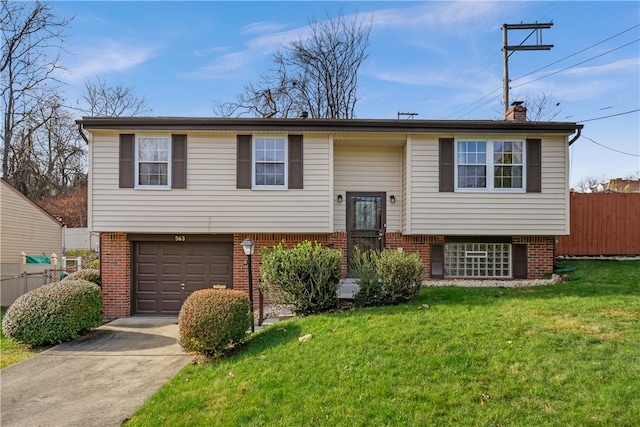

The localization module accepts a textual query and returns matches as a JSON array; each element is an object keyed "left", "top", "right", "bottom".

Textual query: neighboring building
[
  {"left": 604, "top": 178, "right": 640, "bottom": 193},
  {"left": 77, "top": 106, "right": 583, "bottom": 319},
  {"left": 0, "top": 178, "right": 63, "bottom": 279}
]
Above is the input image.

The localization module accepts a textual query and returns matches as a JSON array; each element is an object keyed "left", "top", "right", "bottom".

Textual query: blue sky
[{"left": 54, "top": 1, "right": 639, "bottom": 187}]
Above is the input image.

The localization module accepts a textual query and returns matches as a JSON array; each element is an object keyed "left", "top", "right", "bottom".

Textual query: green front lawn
[
  {"left": 0, "top": 307, "right": 45, "bottom": 369},
  {"left": 126, "top": 260, "right": 640, "bottom": 426}
]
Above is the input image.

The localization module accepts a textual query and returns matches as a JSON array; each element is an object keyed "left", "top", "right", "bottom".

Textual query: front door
[{"left": 346, "top": 192, "right": 386, "bottom": 276}]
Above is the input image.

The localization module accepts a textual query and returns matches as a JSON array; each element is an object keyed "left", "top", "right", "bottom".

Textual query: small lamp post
[{"left": 240, "top": 238, "right": 256, "bottom": 332}]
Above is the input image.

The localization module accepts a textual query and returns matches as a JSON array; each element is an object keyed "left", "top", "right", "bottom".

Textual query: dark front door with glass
[{"left": 346, "top": 192, "right": 386, "bottom": 276}]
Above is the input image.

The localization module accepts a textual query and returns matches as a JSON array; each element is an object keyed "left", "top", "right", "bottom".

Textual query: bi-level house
[{"left": 77, "top": 104, "right": 582, "bottom": 319}]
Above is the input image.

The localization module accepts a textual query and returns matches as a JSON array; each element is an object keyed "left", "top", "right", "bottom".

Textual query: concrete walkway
[{"left": 0, "top": 317, "right": 192, "bottom": 427}]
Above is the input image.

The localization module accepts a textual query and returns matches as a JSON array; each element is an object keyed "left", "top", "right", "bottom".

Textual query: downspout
[
  {"left": 568, "top": 127, "right": 581, "bottom": 146},
  {"left": 77, "top": 123, "right": 89, "bottom": 144}
]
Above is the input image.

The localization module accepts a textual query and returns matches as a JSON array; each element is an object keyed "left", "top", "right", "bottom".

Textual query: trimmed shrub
[
  {"left": 260, "top": 241, "right": 342, "bottom": 315},
  {"left": 178, "top": 289, "right": 253, "bottom": 356},
  {"left": 352, "top": 248, "right": 424, "bottom": 307},
  {"left": 63, "top": 268, "right": 101, "bottom": 286},
  {"left": 2, "top": 280, "right": 103, "bottom": 346}
]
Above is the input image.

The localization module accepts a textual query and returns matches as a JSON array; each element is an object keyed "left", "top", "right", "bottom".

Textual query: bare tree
[
  {"left": 7, "top": 93, "right": 86, "bottom": 198},
  {"left": 505, "top": 90, "right": 561, "bottom": 121},
  {"left": 573, "top": 174, "right": 608, "bottom": 193},
  {"left": 1, "top": 0, "right": 72, "bottom": 183},
  {"left": 215, "top": 11, "right": 371, "bottom": 119},
  {"left": 81, "top": 74, "right": 152, "bottom": 117},
  {"left": 623, "top": 170, "right": 640, "bottom": 180}
]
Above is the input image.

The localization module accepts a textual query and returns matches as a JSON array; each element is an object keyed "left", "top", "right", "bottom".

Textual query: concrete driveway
[{"left": 0, "top": 317, "right": 192, "bottom": 427}]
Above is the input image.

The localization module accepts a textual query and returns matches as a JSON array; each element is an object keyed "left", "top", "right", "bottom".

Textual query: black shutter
[
  {"left": 431, "top": 244, "right": 445, "bottom": 278},
  {"left": 526, "top": 139, "right": 541, "bottom": 193},
  {"left": 439, "top": 138, "right": 454, "bottom": 192},
  {"left": 172, "top": 134, "right": 187, "bottom": 189},
  {"left": 237, "top": 135, "right": 252, "bottom": 189},
  {"left": 119, "top": 134, "right": 135, "bottom": 188},
  {"left": 513, "top": 244, "right": 528, "bottom": 279},
  {"left": 288, "top": 135, "right": 303, "bottom": 189}
]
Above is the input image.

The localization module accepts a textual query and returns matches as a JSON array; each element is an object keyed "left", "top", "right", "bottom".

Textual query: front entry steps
[
  {"left": 338, "top": 278, "right": 359, "bottom": 300},
  {"left": 254, "top": 279, "right": 360, "bottom": 331}
]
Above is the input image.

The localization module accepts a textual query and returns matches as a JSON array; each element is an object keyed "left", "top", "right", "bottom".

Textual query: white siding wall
[
  {"left": 333, "top": 146, "right": 403, "bottom": 232},
  {"left": 0, "top": 181, "right": 62, "bottom": 277},
  {"left": 407, "top": 135, "right": 570, "bottom": 235},
  {"left": 90, "top": 132, "right": 331, "bottom": 233}
]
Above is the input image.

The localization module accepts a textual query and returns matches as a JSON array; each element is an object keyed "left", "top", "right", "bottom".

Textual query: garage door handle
[{"left": 181, "top": 283, "right": 185, "bottom": 290}]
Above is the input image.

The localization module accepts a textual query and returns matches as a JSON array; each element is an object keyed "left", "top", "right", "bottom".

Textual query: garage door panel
[
  {"left": 161, "top": 299, "right": 183, "bottom": 313},
  {"left": 135, "top": 299, "right": 157, "bottom": 313},
  {"left": 161, "top": 262, "right": 183, "bottom": 275},
  {"left": 185, "top": 263, "right": 206, "bottom": 275},
  {"left": 210, "top": 264, "right": 231, "bottom": 276},
  {"left": 160, "top": 245, "right": 182, "bottom": 256},
  {"left": 160, "top": 280, "right": 183, "bottom": 293},
  {"left": 137, "top": 244, "right": 158, "bottom": 256},
  {"left": 136, "top": 279, "right": 158, "bottom": 293},
  {"left": 185, "top": 281, "right": 206, "bottom": 292},
  {"left": 136, "top": 262, "right": 158, "bottom": 275},
  {"left": 133, "top": 239, "right": 233, "bottom": 315}
]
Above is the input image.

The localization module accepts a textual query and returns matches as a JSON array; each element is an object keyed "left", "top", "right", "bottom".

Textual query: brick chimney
[{"left": 506, "top": 101, "right": 527, "bottom": 122}]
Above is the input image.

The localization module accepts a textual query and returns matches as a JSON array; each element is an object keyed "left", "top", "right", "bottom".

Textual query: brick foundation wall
[
  {"left": 513, "top": 236, "right": 555, "bottom": 278},
  {"left": 100, "top": 233, "right": 131, "bottom": 320},
  {"left": 233, "top": 233, "right": 338, "bottom": 309},
  {"left": 99, "top": 232, "right": 554, "bottom": 319}
]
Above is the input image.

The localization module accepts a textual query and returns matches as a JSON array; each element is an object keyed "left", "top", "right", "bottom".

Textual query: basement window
[{"left": 444, "top": 243, "right": 511, "bottom": 278}]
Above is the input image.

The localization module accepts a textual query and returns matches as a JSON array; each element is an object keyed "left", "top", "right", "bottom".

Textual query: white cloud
[
  {"left": 186, "top": 22, "right": 309, "bottom": 79},
  {"left": 184, "top": 51, "right": 253, "bottom": 79},
  {"left": 565, "top": 57, "right": 640, "bottom": 76},
  {"left": 371, "top": 2, "right": 509, "bottom": 32},
  {"left": 63, "top": 39, "right": 158, "bottom": 82},
  {"left": 241, "top": 21, "right": 290, "bottom": 35}
]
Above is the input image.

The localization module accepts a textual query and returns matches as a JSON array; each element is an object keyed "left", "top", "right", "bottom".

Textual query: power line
[
  {"left": 449, "top": 24, "right": 640, "bottom": 119},
  {"left": 581, "top": 134, "right": 640, "bottom": 157},
  {"left": 512, "top": 24, "right": 639, "bottom": 83},
  {"left": 577, "top": 109, "right": 640, "bottom": 123},
  {"left": 511, "top": 38, "right": 640, "bottom": 90}
]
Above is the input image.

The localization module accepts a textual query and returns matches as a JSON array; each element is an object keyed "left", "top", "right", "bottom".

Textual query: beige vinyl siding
[
  {"left": 333, "top": 146, "right": 403, "bottom": 232},
  {"left": 402, "top": 139, "right": 410, "bottom": 234},
  {"left": 407, "top": 135, "right": 570, "bottom": 235},
  {"left": 90, "top": 132, "right": 331, "bottom": 233},
  {"left": 0, "top": 181, "right": 62, "bottom": 277}
]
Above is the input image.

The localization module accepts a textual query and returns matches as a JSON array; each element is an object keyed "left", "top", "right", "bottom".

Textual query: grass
[
  {"left": 0, "top": 307, "right": 45, "bottom": 369},
  {"left": 125, "top": 260, "right": 640, "bottom": 426}
]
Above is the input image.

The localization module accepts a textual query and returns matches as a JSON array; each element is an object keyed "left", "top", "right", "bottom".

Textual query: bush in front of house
[
  {"left": 178, "top": 289, "right": 253, "bottom": 357},
  {"left": 63, "top": 268, "right": 101, "bottom": 286},
  {"left": 1, "top": 279, "right": 103, "bottom": 346},
  {"left": 260, "top": 241, "right": 342, "bottom": 315},
  {"left": 352, "top": 247, "right": 424, "bottom": 307}
]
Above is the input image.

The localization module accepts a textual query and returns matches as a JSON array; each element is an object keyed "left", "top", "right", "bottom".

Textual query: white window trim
[
  {"left": 454, "top": 137, "right": 527, "bottom": 193},
  {"left": 252, "top": 135, "right": 288, "bottom": 190},
  {"left": 134, "top": 134, "right": 172, "bottom": 190}
]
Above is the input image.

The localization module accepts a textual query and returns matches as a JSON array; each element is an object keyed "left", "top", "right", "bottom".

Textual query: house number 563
[{"left": 175, "top": 235, "right": 186, "bottom": 242}]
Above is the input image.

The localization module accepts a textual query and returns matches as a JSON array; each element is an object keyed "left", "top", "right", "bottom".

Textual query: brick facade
[
  {"left": 100, "top": 233, "right": 131, "bottom": 320},
  {"left": 512, "top": 235, "right": 555, "bottom": 279},
  {"left": 100, "top": 232, "right": 555, "bottom": 318}
]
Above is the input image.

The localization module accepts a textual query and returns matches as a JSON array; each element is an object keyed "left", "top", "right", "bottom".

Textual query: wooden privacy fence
[{"left": 556, "top": 192, "right": 640, "bottom": 256}]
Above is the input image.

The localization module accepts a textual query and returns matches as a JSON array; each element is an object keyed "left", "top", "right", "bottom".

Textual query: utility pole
[{"left": 502, "top": 22, "right": 554, "bottom": 116}]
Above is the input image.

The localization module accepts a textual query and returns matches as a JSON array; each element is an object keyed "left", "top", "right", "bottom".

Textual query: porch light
[
  {"left": 240, "top": 238, "right": 256, "bottom": 332},
  {"left": 241, "top": 238, "right": 255, "bottom": 256},
  {"left": 337, "top": 194, "right": 343, "bottom": 203}
]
